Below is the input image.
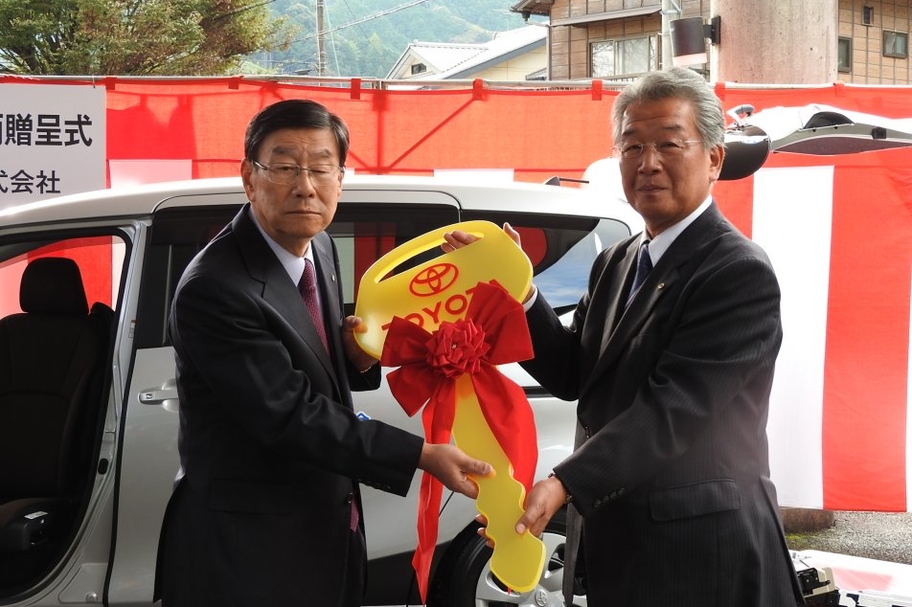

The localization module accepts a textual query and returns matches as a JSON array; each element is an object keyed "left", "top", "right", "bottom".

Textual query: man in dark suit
[
  {"left": 447, "top": 68, "right": 804, "bottom": 606},
  {"left": 156, "top": 99, "right": 491, "bottom": 607}
]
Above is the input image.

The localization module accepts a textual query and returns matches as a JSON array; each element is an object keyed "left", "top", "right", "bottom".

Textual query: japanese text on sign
[
  {"left": 2, "top": 113, "right": 94, "bottom": 147},
  {"left": 0, "top": 168, "right": 61, "bottom": 196},
  {"left": 0, "top": 84, "right": 105, "bottom": 209}
]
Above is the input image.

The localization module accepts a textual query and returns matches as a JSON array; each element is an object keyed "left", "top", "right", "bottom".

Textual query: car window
[
  {"left": 136, "top": 205, "right": 240, "bottom": 349},
  {"left": 329, "top": 204, "right": 461, "bottom": 314},
  {"left": 462, "top": 212, "right": 631, "bottom": 312},
  {"left": 137, "top": 202, "right": 629, "bottom": 347},
  {"left": 138, "top": 203, "right": 461, "bottom": 346},
  {"left": 0, "top": 234, "right": 127, "bottom": 317}
]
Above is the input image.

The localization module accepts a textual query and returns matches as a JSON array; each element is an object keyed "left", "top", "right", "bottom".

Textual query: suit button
[{"left": 345, "top": 493, "right": 354, "bottom": 504}]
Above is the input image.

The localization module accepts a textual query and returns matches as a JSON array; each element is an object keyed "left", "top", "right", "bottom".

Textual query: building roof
[
  {"left": 386, "top": 25, "right": 547, "bottom": 80},
  {"left": 510, "top": 0, "right": 553, "bottom": 17}
]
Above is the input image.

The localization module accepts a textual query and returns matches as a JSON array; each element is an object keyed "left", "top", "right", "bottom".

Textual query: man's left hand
[{"left": 342, "top": 315, "right": 377, "bottom": 372}]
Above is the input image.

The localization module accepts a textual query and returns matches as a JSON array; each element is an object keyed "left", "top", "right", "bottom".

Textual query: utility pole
[
  {"left": 661, "top": 0, "right": 683, "bottom": 70},
  {"left": 316, "top": 0, "right": 326, "bottom": 76},
  {"left": 711, "top": 0, "right": 837, "bottom": 83}
]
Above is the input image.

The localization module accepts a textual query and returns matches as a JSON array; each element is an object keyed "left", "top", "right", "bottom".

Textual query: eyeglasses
[
  {"left": 615, "top": 139, "right": 704, "bottom": 159},
  {"left": 251, "top": 160, "right": 343, "bottom": 186}
]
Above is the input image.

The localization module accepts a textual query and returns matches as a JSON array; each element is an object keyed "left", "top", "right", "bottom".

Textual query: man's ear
[
  {"left": 708, "top": 143, "right": 725, "bottom": 182},
  {"left": 241, "top": 159, "right": 255, "bottom": 200}
]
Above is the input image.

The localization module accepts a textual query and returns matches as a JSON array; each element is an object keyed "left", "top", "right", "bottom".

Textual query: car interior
[{"left": 0, "top": 253, "right": 115, "bottom": 598}]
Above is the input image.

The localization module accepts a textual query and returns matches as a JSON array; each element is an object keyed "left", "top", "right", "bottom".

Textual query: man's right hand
[
  {"left": 418, "top": 442, "right": 492, "bottom": 499},
  {"left": 442, "top": 223, "right": 535, "bottom": 304},
  {"left": 442, "top": 222, "right": 522, "bottom": 251}
]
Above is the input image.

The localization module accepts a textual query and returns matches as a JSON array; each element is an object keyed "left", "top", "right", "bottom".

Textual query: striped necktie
[
  {"left": 626, "top": 240, "right": 652, "bottom": 307},
  {"left": 299, "top": 258, "right": 329, "bottom": 353}
]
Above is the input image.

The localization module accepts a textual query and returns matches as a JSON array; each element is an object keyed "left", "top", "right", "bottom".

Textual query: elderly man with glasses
[
  {"left": 448, "top": 67, "right": 804, "bottom": 607},
  {"left": 155, "top": 98, "right": 491, "bottom": 607}
]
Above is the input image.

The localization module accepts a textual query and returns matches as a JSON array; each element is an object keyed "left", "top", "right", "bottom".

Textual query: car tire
[{"left": 426, "top": 507, "right": 587, "bottom": 607}]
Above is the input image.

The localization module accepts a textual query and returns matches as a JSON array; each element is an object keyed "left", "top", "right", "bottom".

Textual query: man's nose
[
  {"left": 638, "top": 145, "right": 663, "bottom": 170},
  {"left": 292, "top": 169, "right": 318, "bottom": 192}
]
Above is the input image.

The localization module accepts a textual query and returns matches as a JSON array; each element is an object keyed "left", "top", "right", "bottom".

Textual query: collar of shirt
[
  {"left": 247, "top": 206, "right": 315, "bottom": 285},
  {"left": 639, "top": 195, "right": 712, "bottom": 267}
]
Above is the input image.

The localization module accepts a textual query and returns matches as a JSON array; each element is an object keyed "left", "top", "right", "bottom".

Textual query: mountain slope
[{"left": 259, "top": 0, "right": 530, "bottom": 77}]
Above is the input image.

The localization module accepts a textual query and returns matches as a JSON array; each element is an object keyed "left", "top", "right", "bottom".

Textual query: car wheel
[{"left": 427, "top": 508, "right": 587, "bottom": 607}]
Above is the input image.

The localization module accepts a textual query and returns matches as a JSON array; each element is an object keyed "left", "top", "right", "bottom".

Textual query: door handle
[{"left": 139, "top": 379, "right": 179, "bottom": 411}]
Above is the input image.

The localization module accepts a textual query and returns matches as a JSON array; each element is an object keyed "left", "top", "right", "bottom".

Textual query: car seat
[{"left": 0, "top": 257, "right": 112, "bottom": 582}]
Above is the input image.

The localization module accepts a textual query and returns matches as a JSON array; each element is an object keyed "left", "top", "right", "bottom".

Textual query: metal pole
[
  {"left": 316, "top": 0, "right": 326, "bottom": 76},
  {"left": 661, "top": 0, "right": 682, "bottom": 70}
]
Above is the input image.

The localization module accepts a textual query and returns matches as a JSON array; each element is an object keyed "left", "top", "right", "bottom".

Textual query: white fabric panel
[
  {"left": 108, "top": 159, "right": 192, "bottom": 188},
  {"left": 750, "top": 166, "right": 834, "bottom": 509}
]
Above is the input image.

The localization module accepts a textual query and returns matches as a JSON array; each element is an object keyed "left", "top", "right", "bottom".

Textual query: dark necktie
[
  {"left": 299, "top": 259, "right": 359, "bottom": 531},
  {"left": 299, "top": 259, "right": 330, "bottom": 354},
  {"left": 626, "top": 240, "right": 653, "bottom": 307}
]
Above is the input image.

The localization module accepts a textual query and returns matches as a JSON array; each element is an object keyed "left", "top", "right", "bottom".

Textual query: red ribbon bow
[{"left": 381, "top": 280, "right": 538, "bottom": 603}]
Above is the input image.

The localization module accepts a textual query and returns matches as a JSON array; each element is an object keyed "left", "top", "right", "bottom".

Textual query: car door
[
  {"left": 0, "top": 223, "right": 133, "bottom": 606},
  {"left": 107, "top": 203, "right": 241, "bottom": 605}
]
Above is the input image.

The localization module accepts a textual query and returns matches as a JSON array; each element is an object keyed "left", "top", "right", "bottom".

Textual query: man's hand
[
  {"left": 442, "top": 222, "right": 522, "bottom": 251},
  {"left": 515, "top": 475, "right": 568, "bottom": 536},
  {"left": 475, "top": 474, "right": 568, "bottom": 546},
  {"left": 443, "top": 223, "right": 534, "bottom": 304},
  {"left": 418, "top": 442, "right": 493, "bottom": 499},
  {"left": 341, "top": 315, "right": 378, "bottom": 372}
]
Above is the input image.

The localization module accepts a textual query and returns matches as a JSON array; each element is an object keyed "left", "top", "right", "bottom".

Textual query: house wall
[
  {"left": 546, "top": 0, "right": 711, "bottom": 80},
  {"left": 543, "top": 0, "right": 912, "bottom": 84},
  {"left": 841, "top": 0, "right": 912, "bottom": 83},
  {"left": 472, "top": 45, "right": 549, "bottom": 80}
]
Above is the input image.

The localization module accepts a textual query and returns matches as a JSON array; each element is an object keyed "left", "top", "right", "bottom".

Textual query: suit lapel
[
  {"left": 597, "top": 239, "right": 640, "bottom": 356},
  {"left": 596, "top": 261, "right": 677, "bottom": 373},
  {"left": 587, "top": 202, "right": 724, "bottom": 393},
  {"left": 232, "top": 206, "right": 339, "bottom": 380}
]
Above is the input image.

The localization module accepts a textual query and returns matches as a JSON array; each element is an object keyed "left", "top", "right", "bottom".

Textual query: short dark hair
[{"left": 244, "top": 99, "right": 350, "bottom": 167}]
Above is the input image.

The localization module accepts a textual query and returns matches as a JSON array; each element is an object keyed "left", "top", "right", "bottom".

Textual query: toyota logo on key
[{"left": 409, "top": 263, "right": 459, "bottom": 297}]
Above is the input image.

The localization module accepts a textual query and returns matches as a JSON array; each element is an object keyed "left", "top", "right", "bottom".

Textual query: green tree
[{"left": 0, "top": 0, "right": 296, "bottom": 75}]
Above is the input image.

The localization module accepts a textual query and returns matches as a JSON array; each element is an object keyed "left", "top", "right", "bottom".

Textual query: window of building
[
  {"left": 883, "top": 31, "right": 908, "bottom": 58},
  {"left": 838, "top": 37, "right": 852, "bottom": 73},
  {"left": 410, "top": 63, "right": 427, "bottom": 75},
  {"left": 591, "top": 35, "right": 658, "bottom": 78}
]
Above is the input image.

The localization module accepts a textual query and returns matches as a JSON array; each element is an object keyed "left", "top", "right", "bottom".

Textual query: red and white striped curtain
[{"left": 3, "top": 75, "right": 911, "bottom": 511}]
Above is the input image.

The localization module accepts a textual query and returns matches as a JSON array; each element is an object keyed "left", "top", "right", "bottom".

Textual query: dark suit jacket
[
  {"left": 522, "top": 203, "right": 804, "bottom": 606},
  {"left": 156, "top": 205, "right": 424, "bottom": 607}
]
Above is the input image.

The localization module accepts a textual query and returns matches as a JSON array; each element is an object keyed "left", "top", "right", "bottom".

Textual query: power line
[
  {"left": 294, "top": 0, "right": 430, "bottom": 43},
  {"left": 207, "top": 0, "right": 278, "bottom": 22}
]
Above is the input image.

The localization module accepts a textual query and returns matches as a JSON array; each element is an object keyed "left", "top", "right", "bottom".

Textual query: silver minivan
[{"left": 0, "top": 174, "right": 641, "bottom": 607}]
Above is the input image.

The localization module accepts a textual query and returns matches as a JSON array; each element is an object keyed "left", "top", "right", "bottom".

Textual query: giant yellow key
[{"left": 354, "top": 220, "right": 546, "bottom": 593}]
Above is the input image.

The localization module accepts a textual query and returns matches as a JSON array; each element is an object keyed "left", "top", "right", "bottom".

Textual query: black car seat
[{"left": 0, "top": 257, "right": 112, "bottom": 590}]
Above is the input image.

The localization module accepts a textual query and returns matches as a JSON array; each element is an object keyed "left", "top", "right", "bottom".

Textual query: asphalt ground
[{"left": 785, "top": 510, "right": 912, "bottom": 565}]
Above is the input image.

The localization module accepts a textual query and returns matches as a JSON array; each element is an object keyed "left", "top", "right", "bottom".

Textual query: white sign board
[{"left": 0, "top": 83, "right": 106, "bottom": 210}]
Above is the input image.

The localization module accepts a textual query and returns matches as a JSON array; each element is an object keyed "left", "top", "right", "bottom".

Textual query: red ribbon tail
[
  {"left": 412, "top": 471, "right": 443, "bottom": 603},
  {"left": 471, "top": 366, "right": 538, "bottom": 492}
]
